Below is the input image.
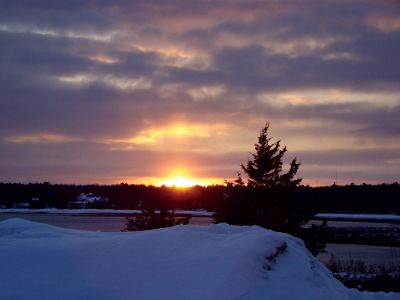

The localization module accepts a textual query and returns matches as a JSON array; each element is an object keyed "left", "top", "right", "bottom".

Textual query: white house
[{"left": 68, "top": 193, "right": 109, "bottom": 209}]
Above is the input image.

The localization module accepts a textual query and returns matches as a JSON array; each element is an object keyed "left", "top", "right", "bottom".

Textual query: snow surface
[
  {"left": 314, "top": 213, "right": 400, "bottom": 222},
  {"left": 0, "top": 208, "right": 213, "bottom": 216},
  {"left": 0, "top": 219, "right": 397, "bottom": 300}
]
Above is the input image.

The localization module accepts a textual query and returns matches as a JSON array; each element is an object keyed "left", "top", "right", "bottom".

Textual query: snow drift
[{"left": 0, "top": 219, "right": 397, "bottom": 300}]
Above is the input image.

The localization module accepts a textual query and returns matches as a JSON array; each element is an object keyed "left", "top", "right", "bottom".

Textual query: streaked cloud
[
  {"left": 58, "top": 74, "right": 152, "bottom": 91},
  {"left": 4, "top": 133, "right": 81, "bottom": 144},
  {"left": 366, "top": 14, "right": 400, "bottom": 32},
  {"left": 0, "top": 23, "right": 113, "bottom": 41}
]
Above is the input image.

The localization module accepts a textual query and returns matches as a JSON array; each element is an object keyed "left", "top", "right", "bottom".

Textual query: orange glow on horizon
[
  {"left": 118, "top": 169, "right": 224, "bottom": 187},
  {"left": 157, "top": 168, "right": 211, "bottom": 187},
  {"left": 160, "top": 176, "right": 197, "bottom": 187}
]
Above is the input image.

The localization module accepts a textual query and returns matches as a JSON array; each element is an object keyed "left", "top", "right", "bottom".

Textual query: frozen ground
[{"left": 0, "top": 219, "right": 398, "bottom": 300}]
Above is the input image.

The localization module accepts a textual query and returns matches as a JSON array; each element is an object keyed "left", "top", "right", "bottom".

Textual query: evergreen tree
[
  {"left": 123, "top": 201, "right": 190, "bottom": 231},
  {"left": 241, "top": 123, "right": 301, "bottom": 187},
  {"left": 214, "top": 123, "right": 323, "bottom": 254}
]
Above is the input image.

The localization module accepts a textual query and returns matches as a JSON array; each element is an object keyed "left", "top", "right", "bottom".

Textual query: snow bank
[{"left": 0, "top": 219, "right": 397, "bottom": 300}]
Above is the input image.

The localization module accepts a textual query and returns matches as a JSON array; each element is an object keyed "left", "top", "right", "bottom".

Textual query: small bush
[{"left": 326, "top": 255, "right": 400, "bottom": 292}]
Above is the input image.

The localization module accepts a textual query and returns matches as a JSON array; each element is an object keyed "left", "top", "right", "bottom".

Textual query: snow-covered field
[{"left": 0, "top": 219, "right": 398, "bottom": 300}]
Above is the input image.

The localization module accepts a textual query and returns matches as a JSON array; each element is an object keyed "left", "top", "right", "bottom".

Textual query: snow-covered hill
[{"left": 0, "top": 219, "right": 397, "bottom": 300}]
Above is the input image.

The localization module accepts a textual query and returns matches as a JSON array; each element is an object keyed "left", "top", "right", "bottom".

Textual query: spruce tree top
[{"left": 241, "top": 123, "right": 301, "bottom": 188}]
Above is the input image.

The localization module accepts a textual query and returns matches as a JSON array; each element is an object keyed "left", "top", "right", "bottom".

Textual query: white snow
[
  {"left": 0, "top": 219, "right": 397, "bottom": 300},
  {"left": 0, "top": 208, "right": 213, "bottom": 216},
  {"left": 314, "top": 213, "right": 400, "bottom": 222}
]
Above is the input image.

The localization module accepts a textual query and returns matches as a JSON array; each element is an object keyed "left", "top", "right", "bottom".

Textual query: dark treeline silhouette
[
  {"left": 299, "top": 183, "right": 400, "bottom": 214},
  {"left": 0, "top": 182, "right": 221, "bottom": 211},
  {"left": 0, "top": 182, "right": 399, "bottom": 214}
]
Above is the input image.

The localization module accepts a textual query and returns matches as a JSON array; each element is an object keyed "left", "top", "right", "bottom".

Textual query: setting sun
[
  {"left": 153, "top": 168, "right": 221, "bottom": 187},
  {"left": 161, "top": 176, "right": 197, "bottom": 187},
  {"left": 158, "top": 168, "right": 198, "bottom": 187}
]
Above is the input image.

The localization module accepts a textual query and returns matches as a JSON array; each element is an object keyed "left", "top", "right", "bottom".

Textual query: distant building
[
  {"left": 12, "top": 197, "right": 41, "bottom": 209},
  {"left": 68, "top": 193, "right": 109, "bottom": 209}
]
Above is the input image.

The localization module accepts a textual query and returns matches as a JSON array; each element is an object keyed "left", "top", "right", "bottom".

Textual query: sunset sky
[{"left": 0, "top": 0, "right": 399, "bottom": 186}]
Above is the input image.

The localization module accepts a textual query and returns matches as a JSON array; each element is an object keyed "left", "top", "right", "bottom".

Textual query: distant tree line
[{"left": 0, "top": 182, "right": 399, "bottom": 214}]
